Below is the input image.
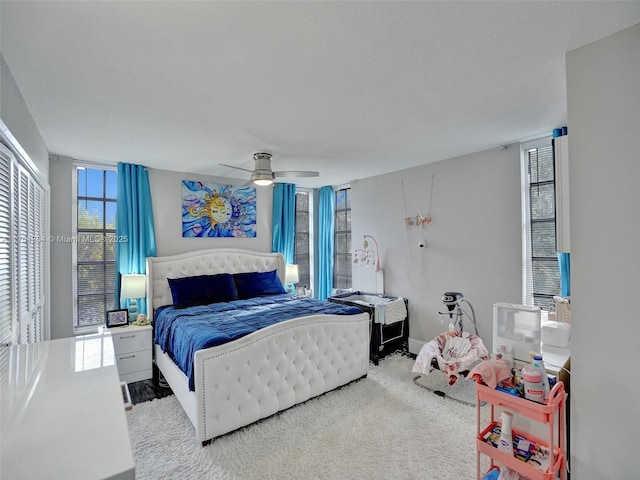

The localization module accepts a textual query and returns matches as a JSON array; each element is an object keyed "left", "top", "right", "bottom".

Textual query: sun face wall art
[{"left": 182, "top": 181, "right": 257, "bottom": 238}]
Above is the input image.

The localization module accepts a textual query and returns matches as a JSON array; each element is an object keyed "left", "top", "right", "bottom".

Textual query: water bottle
[{"left": 532, "top": 354, "right": 550, "bottom": 400}]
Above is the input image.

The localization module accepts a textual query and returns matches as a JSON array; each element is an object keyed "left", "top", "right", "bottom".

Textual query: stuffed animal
[{"left": 133, "top": 314, "right": 151, "bottom": 326}]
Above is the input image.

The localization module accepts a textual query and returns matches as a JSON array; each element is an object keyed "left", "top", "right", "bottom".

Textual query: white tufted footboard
[
  {"left": 193, "top": 313, "right": 369, "bottom": 443},
  {"left": 148, "top": 249, "right": 370, "bottom": 444}
]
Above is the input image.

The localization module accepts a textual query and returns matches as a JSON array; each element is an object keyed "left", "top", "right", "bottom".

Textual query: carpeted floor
[{"left": 126, "top": 354, "right": 489, "bottom": 480}]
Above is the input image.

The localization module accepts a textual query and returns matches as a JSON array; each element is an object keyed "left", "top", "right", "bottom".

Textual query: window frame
[
  {"left": 333, "top": 186, "right": 352, "bottom": 291},
  {"left": 521, "top": 137, "right": 561, "bottom": 310},
  {"left": 294, "top": 190, "right": 312, "bottom": 292},
  {"left": 72, "top": 164, "right": 117, "bottom": 332}
]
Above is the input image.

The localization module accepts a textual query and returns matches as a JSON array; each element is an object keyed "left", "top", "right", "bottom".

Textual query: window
[
  {"left": 0, "top": 142, "right": 47, "bottom": 346},
  {"left": 522, "top": 138, "right": 560, "bottom": 310},
  {"left": 294, "top": 191, "right": 311, "bottom": 290},
  {"left": 333, "top": 187, "right": 352, "bottom": 290},
  {"left": 74, "top": 167, "right": 117, "bottom": 330}
]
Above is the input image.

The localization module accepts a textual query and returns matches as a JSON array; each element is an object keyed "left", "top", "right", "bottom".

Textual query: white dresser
[
  {"left": 0, "top": 335, "right": 135, "bottom": 480},
  {"left": 106, "top": 324, "right": 153, "bottom": 383}
]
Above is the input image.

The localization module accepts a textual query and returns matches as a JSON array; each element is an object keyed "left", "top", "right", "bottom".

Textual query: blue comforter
[{"left": 154, "top": 294, "right": 364, "bottom": 390}]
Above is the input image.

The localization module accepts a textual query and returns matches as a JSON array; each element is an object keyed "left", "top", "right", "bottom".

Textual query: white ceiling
[{"left": 2, "top": 1, "right": 640, "bottom": 188}]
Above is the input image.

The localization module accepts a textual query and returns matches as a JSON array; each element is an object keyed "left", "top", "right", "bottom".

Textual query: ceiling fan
[{"left": 220, "top": 152, "right": 319, "bottom": 186}]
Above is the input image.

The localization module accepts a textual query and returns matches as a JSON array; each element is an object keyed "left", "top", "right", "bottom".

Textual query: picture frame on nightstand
[{"left": 106, "top": 309, "right": 128, "bottom": 328}]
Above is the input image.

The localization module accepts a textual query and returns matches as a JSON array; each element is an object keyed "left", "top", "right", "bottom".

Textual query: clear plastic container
[
  {"left": 493, "top": 303, "right": 541, "bottom": 362},
  {"left": 493, "top": 344, "right": 514, "bottom": 369}
]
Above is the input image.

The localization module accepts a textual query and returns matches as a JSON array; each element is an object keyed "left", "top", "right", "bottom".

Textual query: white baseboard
[{"left": 408, "top": 337, "right": 425, "bottom": 355}]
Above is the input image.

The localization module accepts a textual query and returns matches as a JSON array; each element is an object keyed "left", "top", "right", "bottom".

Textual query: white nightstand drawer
[
  {"left": 111, "top": 327, "right": 152, "bottom": 355},
  {"left": 120, "top": 368, "right": 153, "bottom": 384},
  {"left": 116, "top": 349, "right": 152, "bottom": 375}
]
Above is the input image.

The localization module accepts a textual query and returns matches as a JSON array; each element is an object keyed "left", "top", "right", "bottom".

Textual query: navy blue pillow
[
  {"left": 233, "top": 270, "right": 287, "bottom": 299},
  {"left": 167, "top": 273, "right": 238, "bottom": 308}
]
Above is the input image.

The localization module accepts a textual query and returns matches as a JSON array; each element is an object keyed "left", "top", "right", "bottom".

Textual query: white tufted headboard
[{"left": 146, "top": 248, "right": 286, "bottom": 312}]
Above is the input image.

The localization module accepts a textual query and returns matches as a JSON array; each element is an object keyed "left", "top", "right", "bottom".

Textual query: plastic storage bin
[
  {"left": 541, "top": 321, "right": 571, "bottom": 348},
  {"left": 493, "top": 303, "right": 541, "bottom": 363}
]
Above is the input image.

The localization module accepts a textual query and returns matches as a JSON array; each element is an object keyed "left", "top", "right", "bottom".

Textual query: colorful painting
[{"left": 182, "top": 181, "right": 257, "bottom": 238}]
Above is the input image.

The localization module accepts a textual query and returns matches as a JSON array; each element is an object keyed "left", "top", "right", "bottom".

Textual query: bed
[{"left": 147, "top": 248, "right": 370, "bottom": 445}]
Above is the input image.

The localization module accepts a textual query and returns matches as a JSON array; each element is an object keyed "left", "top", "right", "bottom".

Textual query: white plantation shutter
[
  {"left": 28, "top": 174, "right": 35, "bottom": 309},
  {"left": 33, "top": 186, "right": 45, "bottom": 341},
  {"left": 0, "top": 151, "right": 12, "bottom": 345},
  {"left": 0, "top": 143, "right": 47, "bottom": 345},
  {"left": 18, "top": 169, "right": 29, "bottom": 342}
]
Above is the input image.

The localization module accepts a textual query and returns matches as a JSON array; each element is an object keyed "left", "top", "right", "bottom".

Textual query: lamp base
[{"left": 128, "top": 300, "right": 138, "bottom": 324}]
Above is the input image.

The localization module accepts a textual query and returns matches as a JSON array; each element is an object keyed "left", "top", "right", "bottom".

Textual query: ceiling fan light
[
  {"left": 253, "top": 178, "right": 273, "bottom": 186},
  {"left": 251, "top": 171, "right": 274, "bottom": 186}
]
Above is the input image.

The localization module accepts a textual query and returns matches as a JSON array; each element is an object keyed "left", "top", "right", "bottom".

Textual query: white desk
[
  {"left": 1, "top": 335, "right": 135, "bottom": 480},
  {"left": 539, "top": 344, "right": 571, "bottom": 376},
  {"left": 512, "top": 345, "right": 570, "bottom": 377}
]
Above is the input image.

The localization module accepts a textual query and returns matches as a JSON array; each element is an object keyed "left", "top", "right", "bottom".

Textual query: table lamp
[
  {"left": 285, "top": 264, "right": 299, "bottom": 294},
  {"left": 120, "top": 274, "right": 146, "bottom": 323}
]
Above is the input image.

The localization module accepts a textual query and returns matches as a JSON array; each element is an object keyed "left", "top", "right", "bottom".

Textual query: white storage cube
[{"left": 541, "top": 321, "right": 571, "bottom": 348}]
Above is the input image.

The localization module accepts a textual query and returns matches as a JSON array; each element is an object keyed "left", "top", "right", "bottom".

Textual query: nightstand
[{"left": 106, "top": 324, "right": 152, "bottom": 383}]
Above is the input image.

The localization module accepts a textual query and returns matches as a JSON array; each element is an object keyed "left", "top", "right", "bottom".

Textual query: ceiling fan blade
[
  {"left": 274, "top": 170, "right": 320, "bottom": 178},
  {"left": 219, "top": 163, "right": 253, "bottom": 173}
]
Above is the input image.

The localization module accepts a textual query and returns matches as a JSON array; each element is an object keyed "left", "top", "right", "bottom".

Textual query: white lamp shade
[
  {"left": 285, "top": 264, "right": 299, "bottom": 284},
  {"left": 120, "top": 274, "right": 146, "bottom": 299}
]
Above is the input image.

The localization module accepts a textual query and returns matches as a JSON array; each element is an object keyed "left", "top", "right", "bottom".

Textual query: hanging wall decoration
[{"left": 182, "top": 181, "right": 257, "bottom": 238}]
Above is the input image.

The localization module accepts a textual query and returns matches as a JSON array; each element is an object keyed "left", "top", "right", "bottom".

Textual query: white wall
[
  {"left": 49, "top": 155, "right": 74, "bottom": 339},
  {"left": 47, "top": 163, "right": 275, "bottom": 338},
  {"left": 0, "top": 54, "right": 51, "bottom": 341},
  {"left": 351, "top": 146, "right": 522, "bottom": 351},
  {"left": 566, "top": 23, "right": 640, "bottom": 479},
  {"left": 0, "top": 55, "right": 49, "bottom": 182},
  {"left": 149, "top": 168, "right": 273, "bottom": 256}
]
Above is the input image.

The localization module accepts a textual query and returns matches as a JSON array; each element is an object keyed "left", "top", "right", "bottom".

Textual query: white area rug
[{"left": 127, "top": 354, "right": 488, "bottom": 480}]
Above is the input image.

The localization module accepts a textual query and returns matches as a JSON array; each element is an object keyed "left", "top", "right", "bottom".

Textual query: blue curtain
[
  {"left": 272, "top": 183, "right": 296, "bottom": 264},
  {"left": 557, "top": 252, "right": 570, "bottom": 297},
  {"left": 317, "top": 186, "right": 335, "bottom": 300},
  {"left": 116, "top": 163, "right": 157, "bottom": 315}
]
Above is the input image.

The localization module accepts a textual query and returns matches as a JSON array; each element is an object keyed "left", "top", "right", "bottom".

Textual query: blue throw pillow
[
  {"left": 233, "top": 270, "right": 287, "bottom": 299},
  {"left": 167, "top": 273, "right": 238, "bottom": 308}
]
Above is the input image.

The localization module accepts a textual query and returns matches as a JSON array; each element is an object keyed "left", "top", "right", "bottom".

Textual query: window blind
[
  {"left": 333, "top": 187, "right": 352, "bottom": 290},
  {"left": 74, "top": 167, "right": 117, "bottom": 330},
  {"left": 522, "top": 139, "right": 560, "bottom": 310},
  {"left": 294, "top": 191, "right": 311, "bottom": 290}
]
